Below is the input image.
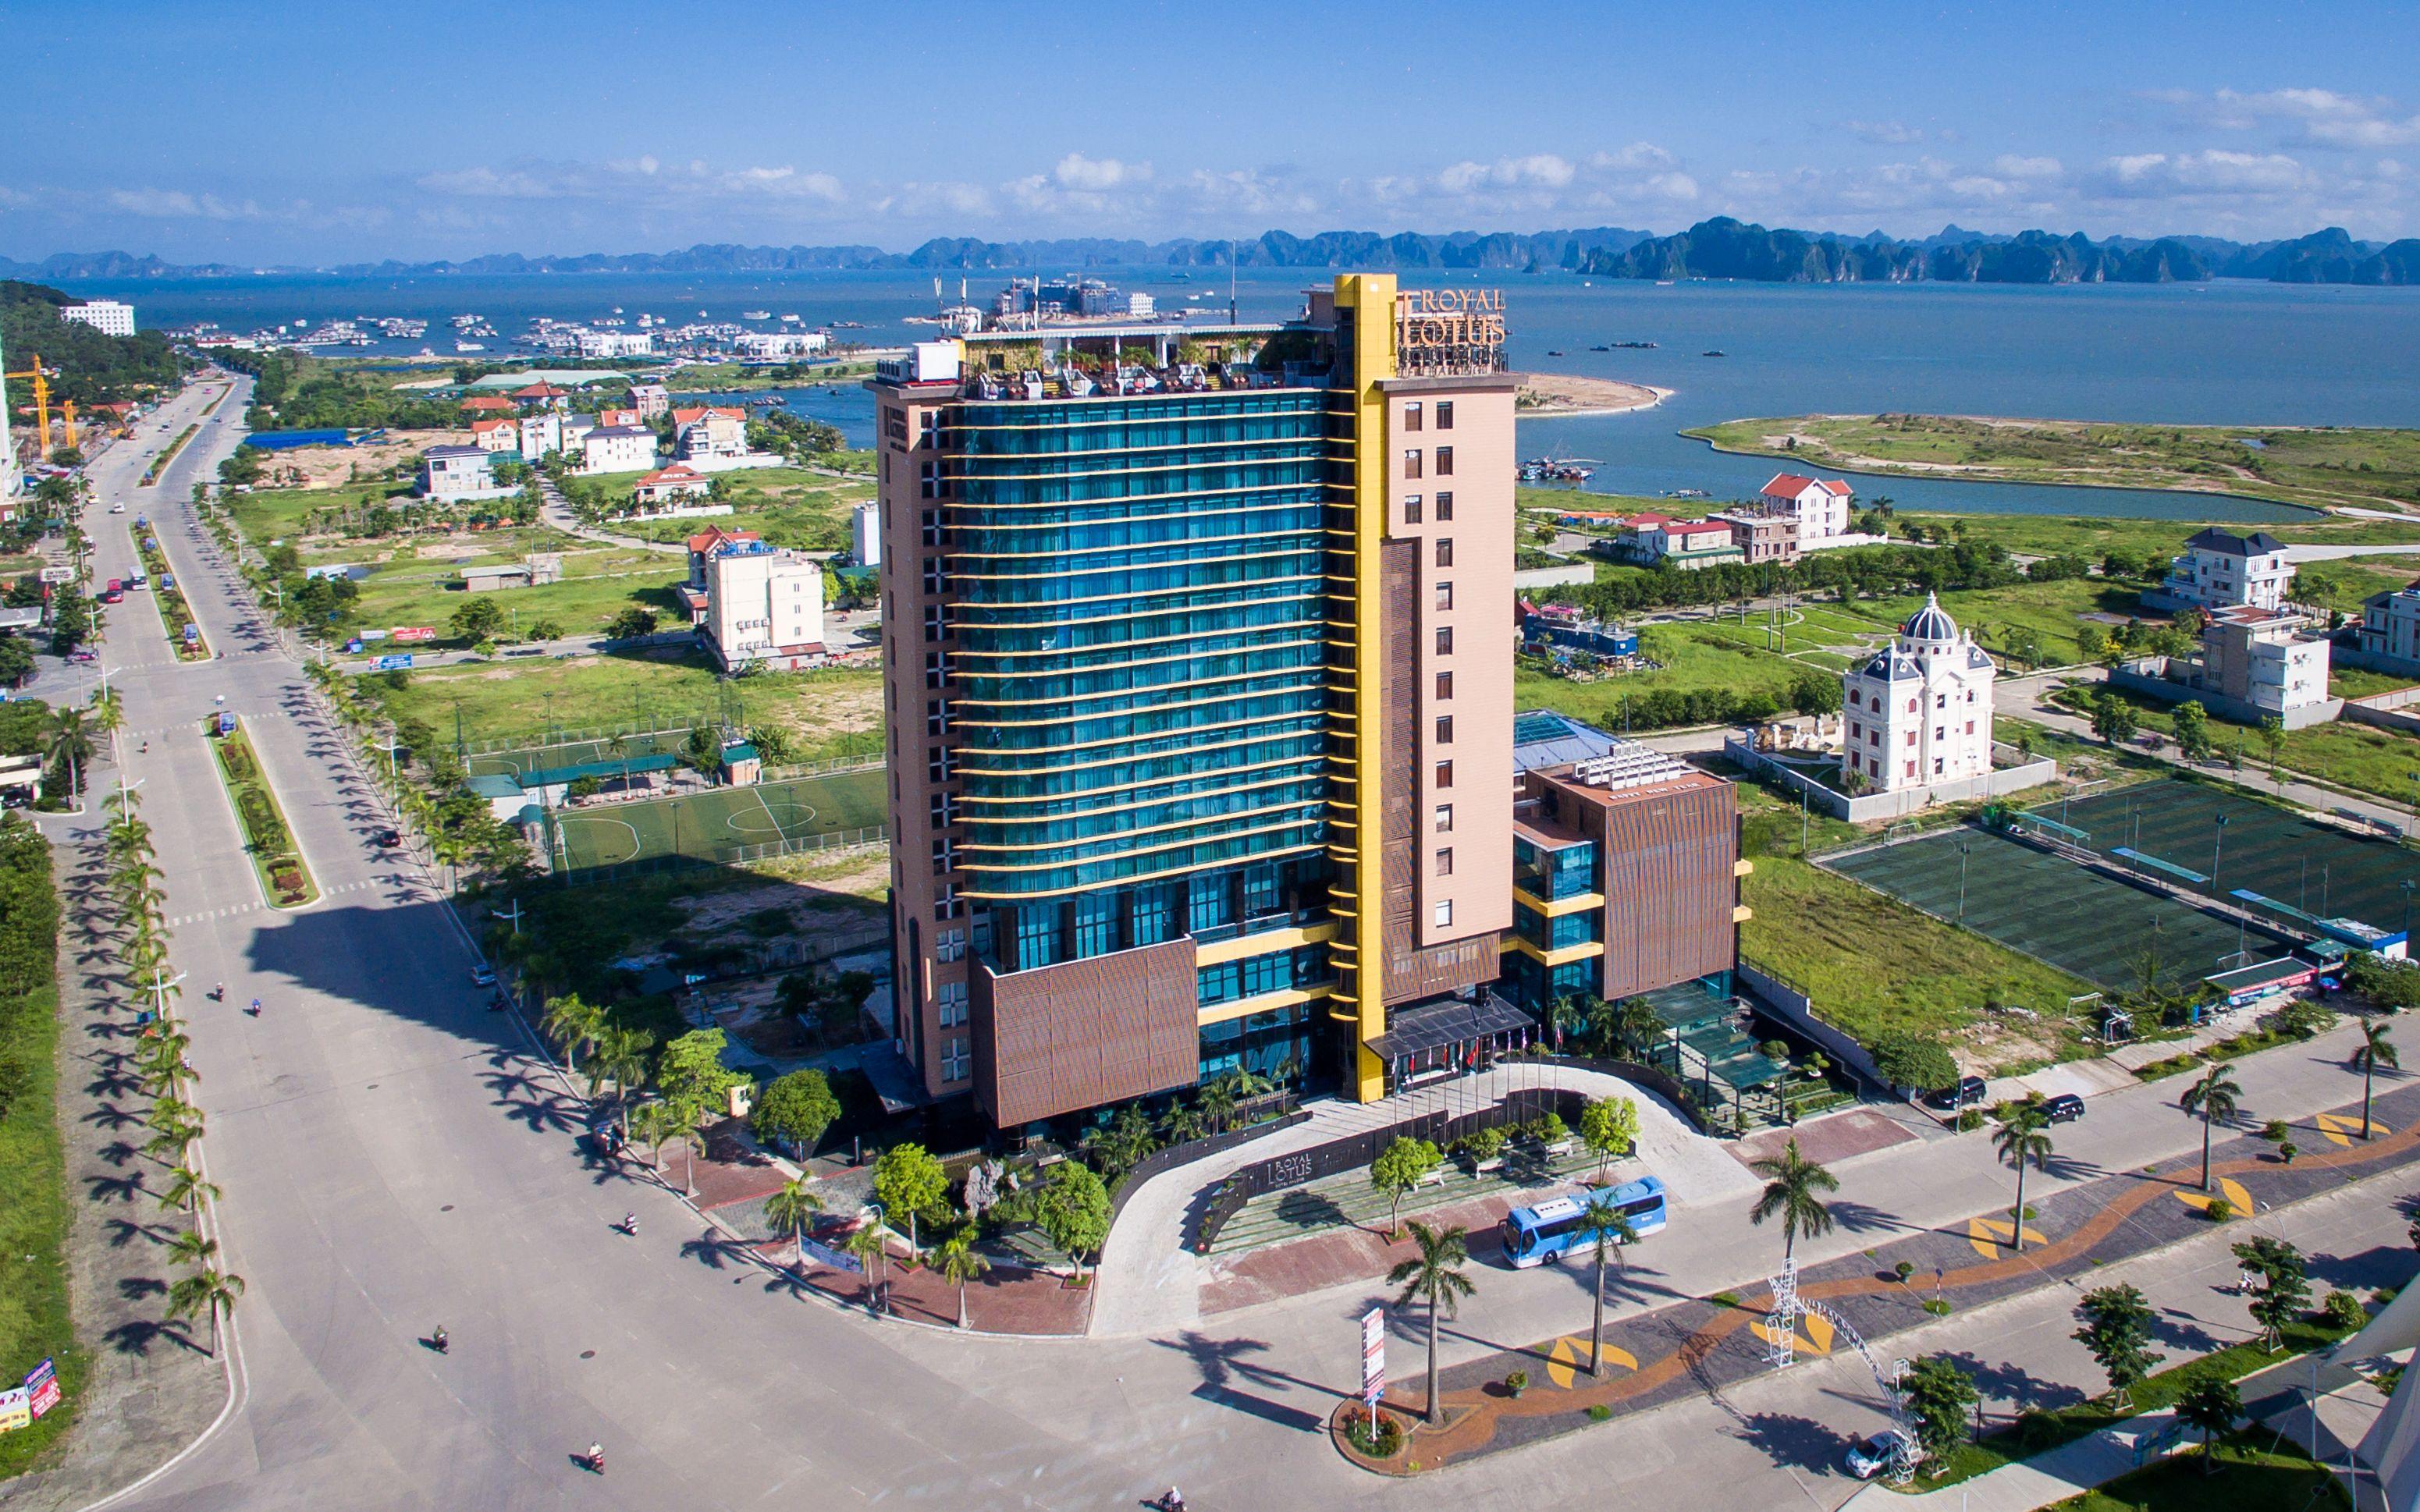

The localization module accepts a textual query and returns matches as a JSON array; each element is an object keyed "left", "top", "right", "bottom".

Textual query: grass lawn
[
  {"left": 1732, "top": 780, "right": 2095, "bottom": 1066},
  {"left": 1514, "top": 619, "right": 1811, "bottom": 731},
  {"left": 355, "top": 650, "right": 882, "bottom": 761},
  {"left": 1686, "top": 413, "right": 2420, "bottom": 515},
  {"left": 2332, "top": 664, "right": 2418, "bottom": 700},
  {"left": 2055, "top": 684, "right": 2420, "bottom": 810},
  {"left": 346, "top": 545, "right": 684, "bottom": 640},
  {"left": 553, "top": 767, "right": 887, "bottom": 868},
  {"left": 0, "top": 833, "right": 76, "bottom": 1481},
  {"left": 1918, "top": 1316, "right": 2357, "bottom": 1494},
  {"left": 226, "top": 479, "right": 418, "bottom": 544},
  {"left": 1872, "top": 579, "right": 2147, "bottom": 665},
  {"left": 2045, "top": 1437, "right": 2350, "bottom": 1510},
  {"left": 606, "top": 470, "right": 872, "bottom": 552}
]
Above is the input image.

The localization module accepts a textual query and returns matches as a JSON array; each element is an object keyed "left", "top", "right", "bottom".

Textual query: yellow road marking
[
  {"left": 1544, "top": 1333, "right": 1636, "bottom": 1388},
  {"left": 1749, "top": 1315, "right": 1835, "bottom": 1357},
  {"left": 1967, "top": 1216, "right": 2049, "bottom": 1257},
  {"left": 2315, "top": 1113, "right": 2387, "bottom": 1148},
  {"left": 2177, "top": 1177, "right": 2254, "bottom": 1216}
]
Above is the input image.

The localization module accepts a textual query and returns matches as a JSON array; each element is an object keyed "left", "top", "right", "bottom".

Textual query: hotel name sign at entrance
[{"left": 1394, "top": 288, "right": 1505, "bottom": 372}]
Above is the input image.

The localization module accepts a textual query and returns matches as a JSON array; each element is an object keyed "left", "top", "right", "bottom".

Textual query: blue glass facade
[
  {"left": 1514, "top": 833, "right": 1597, "bottom": 901},
  {"left": 946, "top": 390, "right": 1334, "bottom": 972}
]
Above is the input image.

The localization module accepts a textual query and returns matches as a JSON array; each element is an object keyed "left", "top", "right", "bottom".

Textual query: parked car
[
  {"left": 2043, "top": 1092, "right": 2086, "bottom": 1124},
  {"left": 469, "top": 963, "right": 496, "bottom": 988},
  {"left": 1844, "top": 1429, "right": 1921, "bottom": 1480},
  {"left": 373, "top": 828, "right": 401, "bottom": 849},
  {"left": 1926, "top": 1075, "right": 1988, "bottom": 1112},
  {"left": 108, "top": 502, "right": 126, "bottom": 513}
]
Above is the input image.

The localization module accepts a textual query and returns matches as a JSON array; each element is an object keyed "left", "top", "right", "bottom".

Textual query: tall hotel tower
[{"left": 872, "top": 275, "right": 1516, "bottom": 1128}]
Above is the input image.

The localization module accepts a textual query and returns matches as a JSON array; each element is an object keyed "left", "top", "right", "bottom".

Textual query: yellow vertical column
[{"left": 1334, "top": 274, "right": 1395, "bottom": 1101}]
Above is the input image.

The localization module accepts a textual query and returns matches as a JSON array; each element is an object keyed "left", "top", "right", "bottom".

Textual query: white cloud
[
  {"left": 1049, "top": 153, "right": 1150, "bottom": 191},
  {"left": 1991, "top": 155, "right": 2063, "bottom": 180},
  {"left": 1844, "top": 120, "right": 1927, "bottom": 146},
  {"left": 108, "top": 188, "right": 268, "bottom": 220},
  {"left": 2092, "top": 149, "right": 2315, "bottom": 199},
  {"left": 2165, "top": 87, "right": 2420, "bottom": 149}
]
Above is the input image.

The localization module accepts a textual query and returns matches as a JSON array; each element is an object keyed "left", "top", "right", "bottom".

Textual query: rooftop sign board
[{"left": 1394, "top": 288, "right": 1506, "bottom": 376}]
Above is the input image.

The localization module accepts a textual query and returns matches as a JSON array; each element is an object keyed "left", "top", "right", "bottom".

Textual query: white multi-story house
[
  {"left": 59, "top": 300, "right": 136, "bottom": 336},
  {"left": 577, "top": 424, "right": 656, "bottom": 475},
  {"left": 2148, "top": 528, "right": 2295, "bottom": 613},
  {"left": 420, "top": 445, "right": 516, "bottom": 502},
  {"left": 702, "top": 541, "right": 826, "bottom": 670},
  {"left": 731, "top": 331, "right": 828, "bottom": 360},
  {"left": 575, "top": 329, "right": 655, "bottom": 357},
  {"left": 629, "top": 382, "right": 670, "bottom": 421},
  {"left": 1758, "top": 472, "right": 1854, "bottom": 541},
  {"left": 517, "top": 410, "right": 563, "bottom": 460},
  {"left": 2166, "top": 604, "right": 2333, "bottom": 722},
  {"left": 672, "top": 406, "right": 748, "bottom": 462},
  {"left": 2359, "top": 579, "right": 2420, "bottom": 673},
  {"left": 1839, "top": 594, "right": 1996, "bottom": 793}
]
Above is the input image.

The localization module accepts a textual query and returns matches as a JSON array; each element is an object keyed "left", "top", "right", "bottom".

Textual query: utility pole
[
  {"left": 496, "top": 896, "right": 526, "bottom": 936},
  {"left": 2211, "top": 813, "right": 2228, "bottom": 899},
  {"left": 145, "top": 967, "right": 187, "bottom": 1023}
]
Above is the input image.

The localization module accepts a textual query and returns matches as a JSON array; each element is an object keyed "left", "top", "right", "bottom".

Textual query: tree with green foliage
[
  {"left": 166, "top": 1267, "right": 246, "bottom": 1358},
  {"left": 2357, "top": 1019, "right": 2399, "bottom": 1142},
  {"left": 763, "top": 1176, "right": 824, "bottom": 1262},
  {"left": 607, "top": 607, "right": 659, "bottom": 641},
  {"left": 1869, "top": 1032, "right": 1960, "bottom": 1097},
  {"left": 2088, "top": 691, "right": 2138, "bottom": 747},
  {"left": 2349, "top": 952, "right": 2420, "bottom": 1011},
  {"left": 1032, "top": 1159, "right": 1110, "bottom": 1280},
  {"left": 2175, "top": 1376, "right": 2242, "bottom": 1471},
  {"left": 1580, "top": 1095, "right": 1640, "bottom": 1183},
  {"left": 588, "top": 1024, "right": 655, "bottom": 1129},
  {"left": 1900, "top": 1355, "right": 1981, "bottom": 1462},
  {"left": 842, "top": 1223, "right": 890, "bottom": 1314},
  {"left": 1992, "top": 1108, "right": 2054, "bottom": 1253},
  {"left": 2259, "top": 715, "right": 2287, "bottom": 779},
  {"left": 936, "top": 1230, "right": 993, "bottom": 1329},
  {"left": 1580, "top": 1194, "right": 1638, "bottom": 1379},
  {"left": 1370, "top": 1136, "right": 1441, "bottom": 1239},
  {"left": 540, "top": 992, "right": 605, "bottom": 1074},
  {"left": 2171, "top": 700, "right": 2212, "bottom": 763},
  {"left": 2179, "top": 1063, "right": 2244, "bottom": 1192},
  {"left": 448, "top": 596, "right": 505, "bottom": 644},
  {"left": 2231, "top": 1235, "right": 2310, "bottom": 1351},
  {"left": 751, "top": 1067, "right": 843, "bottom": 1155},
  {"left": 1748, "top": 1136, "right": 1838, "bottom": 1268},
  {"left": 872, "top": 1141, "right": 951, "bottom": 1255},
  {"left": 2072, "top": 1283, "right": 2163, "bottom": 1409},
  {"left": 656, "top": 1027, "right": 747, "bottom": 1120},
  {"left": 1387, "top": 1221, "right": 1477, "bottom": 1425}
]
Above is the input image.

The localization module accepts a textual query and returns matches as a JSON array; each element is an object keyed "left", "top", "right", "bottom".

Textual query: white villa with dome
[{"left": 1842, "top": 594, "right": 1997, "bottom": 795}]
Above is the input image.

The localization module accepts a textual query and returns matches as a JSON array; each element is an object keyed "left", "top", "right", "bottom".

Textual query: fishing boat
[
  {"left": 1545, "top": 350, "right": 1565, "bottom": 357},
  {"left": 1700, "top": 350, "right": 1726, "bottom": 357},
  {"left": 1611, "top": 340, "right": 1658, "bottom": 349},
  {"left": 743, "top": 310, "right": 772, "bottom": 321}
]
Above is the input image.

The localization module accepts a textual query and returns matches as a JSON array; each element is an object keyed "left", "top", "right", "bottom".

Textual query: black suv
[
  {"left": 1927, "top": 1075, "right": 1988, "bottom": 1111},
  {"left": 2043, "top": 1093, "right": 2086, "bottom": 1123}
]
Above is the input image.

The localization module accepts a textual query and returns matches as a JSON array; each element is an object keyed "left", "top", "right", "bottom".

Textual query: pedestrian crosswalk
[{"left": 165, "top": 875, "right": 424, "bottom": 927}]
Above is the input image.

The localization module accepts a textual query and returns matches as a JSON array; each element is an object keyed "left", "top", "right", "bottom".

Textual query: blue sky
[{"left": 8, "top": 0, "right": 2420, "bottom": 262}]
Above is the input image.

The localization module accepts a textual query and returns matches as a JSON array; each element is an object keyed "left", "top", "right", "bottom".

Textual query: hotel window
[
  {"left": 926, "top": 698, "right": 950, "bottom": 736},
  {"left": 929, "top": 838, "right": 954, "bottom": 875},
  {"left": 925, "top": 650, "right": 947, "bottom": 689},
  {"left": 1403, "top": 401, "right": 1423, "bottom": 431},
  {"left": 1435, "top": 492, "right": 1453, "bottom": 520},
  {"left": 922, "top": 557, "right": 942, "bottom": 594},
  {"left": 919, "top": 411, "right": 941, "bottom": 449},
  {"left": 1436, "top": 446, "right": 1454, "bottom": 476},
  {"left": 1434, "top": 899, "right": 1454, "bottom": 928},
  {"left": 941, "top": 1037, "right": 969, "bottom": 1082},
  {"left": 926, "top": 746, "right": 950, "bottom": 782},
  {"left": 1403, "top": 449, "right": 1423, "bottom": 480},
  {"left": 920, "top": 509, "right": 941, "bottom": 547},
  {"left": 919, "top": 461, "right": 942, "bottom": 499},
  {"left": 935, "top": 980, "right": 967, "bottom": 1028},
  {"left": 928, "top": 792, "right": 953, "bottom": 829},
  {"left": 1435, "top": 538, "right": 1453, "bottom": 568},
  {"left": 1435, "top": 715, "right": 1454, "bottom": 745},
  {"left": 922, "top": 604, "right": 945, "bottom": 643},
  {"left": 1403, "top": 494, "right": 1423, "bottom": 525},
  {"left": 884, "top": 406, "right": 908, "bottom": 445},
  {"left": 935, "top": 883, "right": 961, "bottom": 921},
  {"left": 1436, "top": 400, "right": 1455, "bottom": 430},
  {"left": 1435, "top": 848, "right": 1454, "bottom": 878},
  {"left": 1436, "top": 626, "right": 1454, "bottom": 655},
  {"left": 935, "top": 928, "right": 965, "bottom": 964},
  {"left": 1435, "top": 582, "right": 1453, "bottom": 611},
  {"left": 1904, "top": 761, "right": 1917, "bottom": 778},
  {"left": 1435, "top": 804, "right": 1453, "bottom": 833},
  {"left": 1436, "top": 670, "right": 1453, "bottom": 700},
  {"left": 1434, "top": 760, "right": 1454, "bottom": 789}
]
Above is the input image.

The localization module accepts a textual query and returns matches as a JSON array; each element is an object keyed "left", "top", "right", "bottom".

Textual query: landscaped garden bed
[
  {"left": 204, "top": 716, "right": 316, "bottom": 907},
  {"left": 132, "top": 527, "right": 209, "bottom": 660}
]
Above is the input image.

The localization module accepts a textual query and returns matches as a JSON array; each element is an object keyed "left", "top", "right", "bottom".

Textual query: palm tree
[
  {"left": 589, "top": 1025, "right": 655, "bottom": 1130},
  {"left": 605, "top": 733, "right": 632, "bottom": 793},
  {"left": 91, "top": 684, "right": 125, "bottom": 764},
  {"left": 1993, "top": 1109, "right": 2055, "bottom": 1252},
  {"left": 627, "top": 1100, "right": 682, "bottom": 1174},
  {"left": 46, "top": 706, "right": 91, "bottom": 804},
  {"left": 842, "top": 1223, "right": 890, "bottom": 1315},
  {"left": 144, "top": 1120, "right": 202, "bottom": 1167},
  {"left": 166, "top": 1268, "right": 245, "bottom": 1358},
  {"left": 936, "top": 1230, "right": 992, "bottom": 1329},
  {"left": 1386, "top": 1221, "right": 1477, "bottom": 1425},
  {"left": 1580, "top": 1194, "right": 1638, "bottom": 1378},
  {"left": 165, "top": 1229, "right": 219, "bottom": 1269},
  {"left": 541, "top": 993, "right": 604, "bottom": 1075},
  {"left": 2179, "top": 1064, "right": 2243, "bottom": 1192},
  {"left": 157, "top": 1166, "right": 222, "bottom": 1214},
  {"left": 146, "top": 1094, "right": 201, "bottom": 1134},
  {"left": 764, "top": 1177, "right": 824, "bottom": 1265},
  {"left": 1747, "top": 1137, "right": 1839, "bottom": 1269},
  {"left": 2358, "top": 1020, "right": 2399, "bottom": 1142}
]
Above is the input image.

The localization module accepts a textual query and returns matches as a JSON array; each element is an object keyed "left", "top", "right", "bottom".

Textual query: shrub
[
  {"left": 1587, "top": 1404, "right": 1612, "bottom": 1421},
  {"left": 1526, "top": 1112, "right": 1569, "bottom": 1145},
  {"left": 2205, "top": 1198, "right": 2234, "bottom": 1223},
  {"left": 1341, "top": 1405, "right": 1405, "bottom": 1457},
  {"left": 2322, "top": 1290, "right": 2368, "bottom": 1330},
  {"left": 1504, "top": 1369, "right": 1528, "bottom": 1397},
  {"left": 1455, "top": 1126, "right": 1507, "bottom": 1162}
]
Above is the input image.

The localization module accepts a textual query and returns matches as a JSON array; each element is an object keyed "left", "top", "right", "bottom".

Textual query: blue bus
[{"left": 1500, "top": 1176, "right": 1668, "bottom": 1269}]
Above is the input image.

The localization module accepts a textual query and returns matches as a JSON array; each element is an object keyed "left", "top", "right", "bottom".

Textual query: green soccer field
[
  {"left": 548, "top": 768, "right": 889, "bottom": 871},
  {"left": 467, "top": 728, "right": 697, "bottom": 780}
]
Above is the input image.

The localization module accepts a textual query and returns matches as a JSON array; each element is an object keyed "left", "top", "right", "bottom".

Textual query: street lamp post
[
  {"left": 2402, "top": 880, "right": 2415, "bottom": 941},
  {"left": 1957, "top": 839, "right": 1971, "bottom": 924},
  {"left": 2211, "top": 814, "right": 2229, "bottom": 899}
]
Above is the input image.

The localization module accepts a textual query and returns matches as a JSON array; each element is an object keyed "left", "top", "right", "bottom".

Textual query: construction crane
[{"left": 2, "top": 353, "right": 57, "bottom": 456}]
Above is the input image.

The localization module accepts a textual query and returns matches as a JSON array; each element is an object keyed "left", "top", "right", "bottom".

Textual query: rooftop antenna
[
  {"left": 1228, "top": 237, "right": 1238, "bottom": 326},
  {"left": 932, "top": 276, "right": 943, "bottom": 316}
]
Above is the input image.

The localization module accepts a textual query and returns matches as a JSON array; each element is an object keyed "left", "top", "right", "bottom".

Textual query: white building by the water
[{"left": 1840, "top": 594, "right": 1996, "bottom": 794}]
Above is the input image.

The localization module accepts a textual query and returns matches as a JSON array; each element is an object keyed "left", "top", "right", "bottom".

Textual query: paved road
[{"left": 18, "top": 395, "right": 2411, "bottom": 1512}]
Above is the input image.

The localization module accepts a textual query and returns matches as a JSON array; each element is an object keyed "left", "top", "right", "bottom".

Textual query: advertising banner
[
  {"left": 1360, "top": 1307, "right": 1385, "bottom": 1404},
  {"left": 23, "top": 1358, "right": 59, "bottom": 1421},
  {"left": 391, "top": 626, "right": 438, "bottom": 644},
  {"left": 0, "top": 1386, "right": 28, "bottom": 1434}
]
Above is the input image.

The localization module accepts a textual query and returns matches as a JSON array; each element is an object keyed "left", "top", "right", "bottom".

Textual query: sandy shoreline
[{"left": 1514, "top": 372, "right": 1672, "bottom": 418}]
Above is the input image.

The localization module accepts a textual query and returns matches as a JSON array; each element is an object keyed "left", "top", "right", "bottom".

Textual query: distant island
[
  {"left": 1683, "top": 413, "right": 2420, "bottom": 516},
  {"left": 7, "top": 218, "right": 2418, "bottom": 287}
]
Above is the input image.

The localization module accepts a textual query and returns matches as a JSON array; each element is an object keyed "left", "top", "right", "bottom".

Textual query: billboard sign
[
  {"left": 37, "top": 566, "right": 72, "bottom": 584},
  {"left": 799, "top": 1236, "right": 861, "bottom": 1273},
  {"left": 391, "top": 626, "right": 437, "bottom": 644},
  {"left": 375, "top": 654, "right": 414, "bottom": 672},
  {"left": 357, "top": 628, "right": 389, "bottom": 642},
  {"left": 0, "top": 1386, "right": 27, "bottom": 1434},
  {"left": 217, "top": 711, "right": 236, "bottom": 736},
  {"left": 23, "top": 1358, "right": 58, "bottom": 1421},
  {"left": 1360, "top": 1306, "right": 1385, "bottom": 1407}
]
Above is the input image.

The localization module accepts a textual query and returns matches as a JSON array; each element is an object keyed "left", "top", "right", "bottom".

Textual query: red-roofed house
[
  {"left": 1758, "top": 472, "right": 1854, "bottom": 541},
  {"left": 685, "top": 526, "right": 762, "bottom": 587},
  {"left": 599, "top": 408, "right": 643, "bottom": 429},
  {"left": 1651, "top": 516, "right": 1745, "bottom": 570},
  {"left": 460, "top": 395, "right": 515, "bottom": 414},
  {"left": 512, "top": 382, "right": 569, "bottom": 410},
  {"left": 634, "top": 464, "right": 713, "bottom": 506},
  {"left": 467, "top": 416, "right": 521, "bottom": 454}
]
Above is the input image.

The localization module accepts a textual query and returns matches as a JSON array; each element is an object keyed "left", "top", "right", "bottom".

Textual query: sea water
[{"left": 73, "top": 266, "right": 2420, "bottom": 520}]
